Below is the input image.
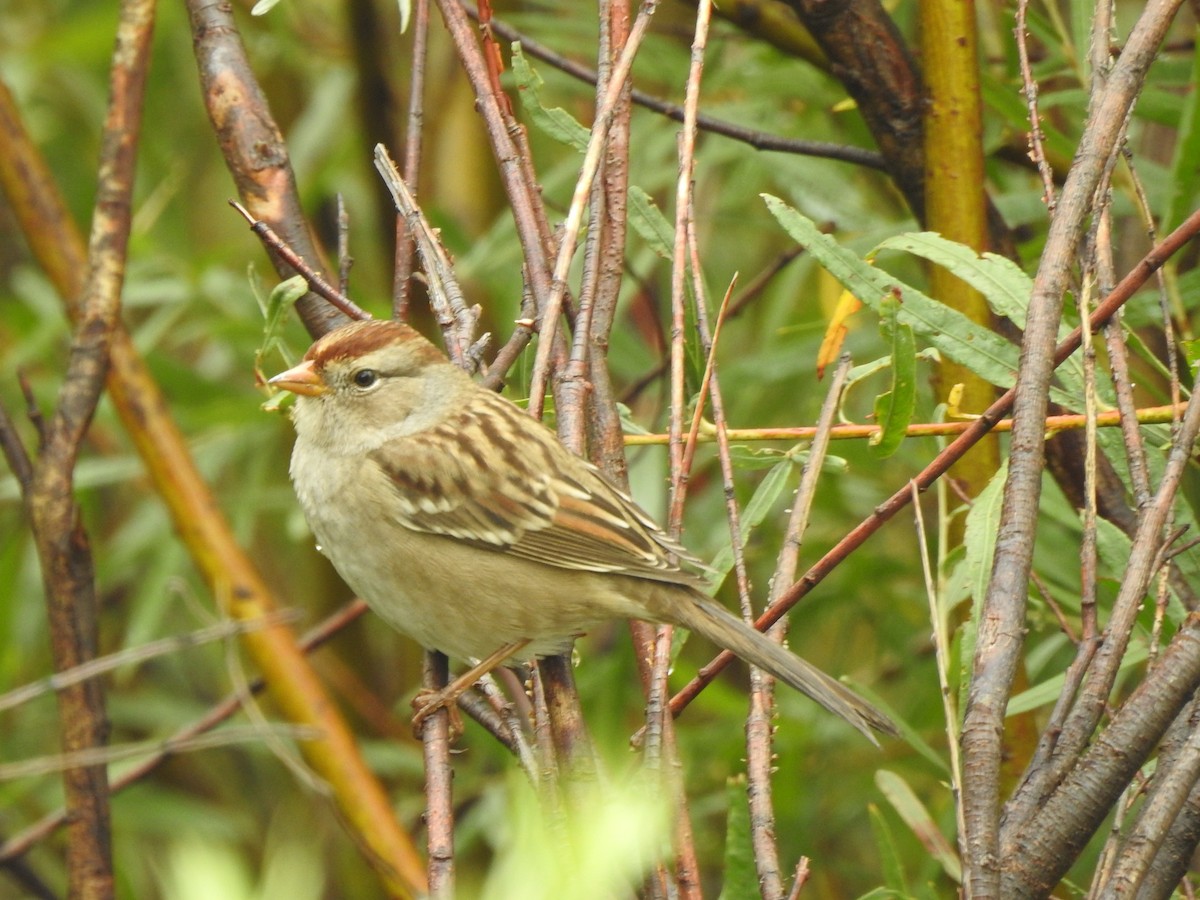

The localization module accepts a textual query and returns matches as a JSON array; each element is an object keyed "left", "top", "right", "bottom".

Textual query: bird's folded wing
[{"left": 368, "top": 406, "right": 706, "bottom": 588}]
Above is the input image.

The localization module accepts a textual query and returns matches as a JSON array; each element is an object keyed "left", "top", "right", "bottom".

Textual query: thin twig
[
  {"left": 910, "top": 480, "right": 968, "bottom": 881},
  {"left": 229, "top": 200, "right": 370, "bottom": 323},
  {"left": 1015, "top": 0, "right": 1056, "bottom": 212},
  {"left": 336, "top": 194, "right": 353, "bottom": 296},
  {"left": 0, "top": 614, "right": 293, "bottom": 714},
  {"left": 526, "top": 0, "right": 662, "bottom": 417},
  {"left": 393, "top": 0, "right": 430, "bottom": 320},
  {"left": 0, "top": 725, "right": 321, "bottom": 782},
  {"left": 472, "top": 8, "right": 886, "bottom": 170},
  {"left": 624, "top": 403, "right": 1188, "bottom": 446},
  {"left": 373, "top": 146, "right": 480, "bottom": 367}
]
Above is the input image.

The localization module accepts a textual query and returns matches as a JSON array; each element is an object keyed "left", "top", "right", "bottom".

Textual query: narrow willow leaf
[
  {"left": 628, "top": 186, "right": 674, "bottom": 260},
  {"left": 868, "top": 803, "right": 911, "bottom": 896},
  {"left": 763, "top": 196, "right": 1020, "bottom": 390},
  {"left": 872, "top": 290, "right": 917, "bottom": 458},
  {"left": 510, "top": 45, "right": 590, "bottom": 152},
  {"left": 873, "top": 232, "right": 1032, "bottom": 327},
  {"left": 708, "top": 459, "right": 793, "bottom": 583},
  {"left": 948, "top": 460, "right": 1007, "bottom": 713},
  {"left": 263, "top": 275, "right": 307, "bottom": 343},
  {"left": 717, "top": 777, "right": 757, "bottom": 900},
  {"left": 872, "top": 232, "right": 1093, "bottom": 400},
  {"left": 958, "top": 461, "right": 1007, "bottom": 624},
  {"left": 875, "top": 771, "right": 962, "bottom": 884},
  {"left": 254, "top": 274, "right": 307, "bottom": 407},
  {"left": 1167, "top": 45, "right": 1200, "bottom": 233}
]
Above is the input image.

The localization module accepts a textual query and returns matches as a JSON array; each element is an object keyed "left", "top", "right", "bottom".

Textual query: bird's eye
[{"left": 352, "top": 368, "right": 378, "bottom": 389}]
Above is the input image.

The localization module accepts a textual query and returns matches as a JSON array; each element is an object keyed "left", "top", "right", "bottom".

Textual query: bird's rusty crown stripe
[{"left": 307, "top": 319, "right": 444, "bottom": 367}]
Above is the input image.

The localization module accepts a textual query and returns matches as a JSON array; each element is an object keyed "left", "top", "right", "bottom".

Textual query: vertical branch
[
  {"left": 393, "top": 0, "right": 430, "bottom": 320},
  {"left": 431, "top": 0, "right": 556, "bottom": 311},
  {"left": 750, "top": 356, "right": 852, "bottom": 898},
  {"left": 1015, "top": 0, "right": 1056, "bottom": 212},
  {"left": 584, "top": 0, "right": 635, "bottom": 484},
  {"left": 24, "top": 1, "right": 157, "bottom": 894},
  {"left": 420, "top": 651, "right": 455, "bottom": 898},
  {"left": 525, "top": 0, "right": 661, "bottom": 416}
]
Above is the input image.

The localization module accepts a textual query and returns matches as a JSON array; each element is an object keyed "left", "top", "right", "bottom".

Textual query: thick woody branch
[{"left": 186, "top": 0, "right": 346, "bottom": 338}]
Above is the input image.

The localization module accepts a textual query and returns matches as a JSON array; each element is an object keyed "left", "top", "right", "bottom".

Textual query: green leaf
[
  {"left": 510, "top": 45, "right": 590, "bottom": 152},
  {"left": 1169, "top": 48, "right": 1200, "bottom": 233},
  {"left": 256, "top": 274, "right": 306, "bottom": 363},
  {"left": 868, "top": 803, "right": 910, "bottom": 897},
  {"left": 875, "top": 771, "right": 962, "bottom": 884},
  {"left": 1182, "top": 338, "right": 1200, "bottom": 371},
  {"left": 872, "top": 231, "right": 1094, "bottom": 403},
  {"left": 763, "top": 196, "right": 1021, "bottom": 391},
  {"left": 253, "top": 273, "right": 307, "bottom": 405},
  {"left": 708, "top": 459, "right": 793, "bottom": 584},
  {"left": 957, "top": 461, "right": 1008, "bottom": 628},
  {"left": 717, "top": 777, "right": 757, "bottom": 900},
  {"left": 873, "top": 232, "right": 1033, "bottom": 327},
  {"left": 871, "top": 291, "right": 917, "bottom": 458},
  {"left": 628, "top": 186, "right": 674, "bottom": 260}
]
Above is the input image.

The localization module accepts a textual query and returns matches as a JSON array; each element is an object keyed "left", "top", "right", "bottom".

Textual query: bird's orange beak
[{"left": 269, "top": 359, "right": 327, "bottom": 396}]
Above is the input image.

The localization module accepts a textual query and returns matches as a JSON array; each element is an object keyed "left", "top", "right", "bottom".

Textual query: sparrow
[{"left": 270, "top": 319, "right": 895, "bottom": 742}]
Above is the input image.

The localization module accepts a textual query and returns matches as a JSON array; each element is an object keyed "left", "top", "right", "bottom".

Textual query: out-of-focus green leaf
[
  {"left": 875, "top": 770, "right": 961, "bottom": 884},
  {"left": 708, "top": 458, "right": 793, "bottom": 583},
  {"left": 628, "top": 186, "right": 674, "bottom": 260},
  {"left": 510, "top": 45, "right": 590, "bottom": 152},
  {"left": 868, "top": 803, "right": 910, "bottom": 897},
  {"left": 717, "top": 776, "right": 757, "bottom": 900}
]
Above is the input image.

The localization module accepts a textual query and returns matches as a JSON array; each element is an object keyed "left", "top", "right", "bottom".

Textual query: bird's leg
[{"left": 412, "top": 638, "right": 532, "bottom": 739}]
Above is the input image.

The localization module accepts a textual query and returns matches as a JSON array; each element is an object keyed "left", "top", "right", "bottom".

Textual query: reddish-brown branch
[{"left": 229, "top": 201, "right": 370, "bottom": 322}]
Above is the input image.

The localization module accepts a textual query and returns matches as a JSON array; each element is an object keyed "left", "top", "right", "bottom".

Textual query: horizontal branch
[{"left": 623, "top": 403, "right": 1186, "bottom": 446}]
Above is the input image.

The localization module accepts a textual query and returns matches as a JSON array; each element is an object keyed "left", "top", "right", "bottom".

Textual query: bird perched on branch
[{"left": 271, "top": 318, "right": 895, "bottom": 743}]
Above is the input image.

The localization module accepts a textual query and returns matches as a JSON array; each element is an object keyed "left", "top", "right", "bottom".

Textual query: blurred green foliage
[{"left": 1, "top": 1, "right": 1198, "bottom": 898}]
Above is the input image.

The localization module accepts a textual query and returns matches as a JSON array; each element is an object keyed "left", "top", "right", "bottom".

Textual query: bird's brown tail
[{"left": 671, "top": 590, "right": 898, "bottom": 744}]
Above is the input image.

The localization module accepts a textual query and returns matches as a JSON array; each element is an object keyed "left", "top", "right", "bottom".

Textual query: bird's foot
[
  {"left": 411, "top": 687, "right": 465, "bottom": 741},
  {"left": 410, "top": 638, "right": 532, "bottom": 740}
]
